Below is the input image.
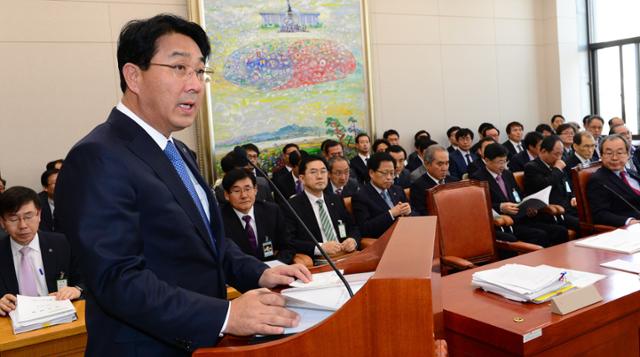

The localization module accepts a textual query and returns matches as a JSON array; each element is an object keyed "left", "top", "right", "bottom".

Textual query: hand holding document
[
  {"left": 9, "top": 295, "right": 77, "bottom": 334},
  {"left": 515, "top": 186, "right": 551, "bottom": 217}
]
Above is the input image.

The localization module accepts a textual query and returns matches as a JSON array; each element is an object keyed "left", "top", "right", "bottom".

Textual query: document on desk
[
  {"left": 9, "top": 295, "right": 77, "bottom": 334},
  {"left": 575, "top": 228, "right": 640, "bottom": 254},
  {"left": 601, "top": 259, "right": 640, "bottom": 274},
  {"left": 281, "top": 271, "right": 374, "bottom": 333}
]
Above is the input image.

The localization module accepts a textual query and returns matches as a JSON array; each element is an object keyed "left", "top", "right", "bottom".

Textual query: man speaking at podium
[{"left": 55, "top": 14, "right": 310, "bottom": 356}]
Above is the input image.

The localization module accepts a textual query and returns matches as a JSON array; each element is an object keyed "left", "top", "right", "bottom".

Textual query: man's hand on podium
[{"left": 224, "top": 288, "right": 299, "bottom": 336}]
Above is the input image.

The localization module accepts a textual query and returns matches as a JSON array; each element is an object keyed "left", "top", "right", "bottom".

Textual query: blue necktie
[
  {"left": 164, "top": 141, "right": 216, "bottom": 248},
  {"left": 381, "top": 190, "right": 394, "bottom": 208}
]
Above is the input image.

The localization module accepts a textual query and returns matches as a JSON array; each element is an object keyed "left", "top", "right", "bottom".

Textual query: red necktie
[{"left": 620, "top": 172, "right": 640, "bottom": 196}]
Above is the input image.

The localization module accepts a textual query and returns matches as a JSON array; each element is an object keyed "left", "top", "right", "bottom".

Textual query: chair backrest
[
  {"left": 404, "top": 187, "right": 411, "bottom": 201},
  {"left": 343, "top": 196, "right": 353, "bottom": 217},
  {"left": 571, "top": 161, "right": 602, "bottom": 225},
  {"left": 427, "top": 180, "right": 497, "bottom": 268},
  {"left": 512, "top": 171, "right": 525, "bottom": 192}
]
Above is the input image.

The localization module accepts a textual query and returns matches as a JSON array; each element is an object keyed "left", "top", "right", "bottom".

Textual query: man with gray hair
[
  {"left": 610, "top": 124, "right": 639, "bottom": 173},
  {"left": 410, "top": 145, "right": 458, "bottom": 215},
  {"left": 324, "top": 156, "right": 360, "bottom": 197}
]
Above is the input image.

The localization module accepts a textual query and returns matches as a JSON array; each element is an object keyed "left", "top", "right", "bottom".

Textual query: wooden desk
[
  {"left": 0, "top": 300, "right": 86, "bottom": 357},
  {"left": 443, "top": 241, "right": 640, "bottom": 356}
]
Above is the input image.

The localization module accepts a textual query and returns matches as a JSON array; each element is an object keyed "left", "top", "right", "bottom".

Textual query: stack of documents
[
  {"left": 280, "top": 271, "right": 373, "bottom": 333},
  {"left": 472, "top": 264, "right": 574, "bottom": 303},
  {"left": 9, "top": 295, "right": 77, "bottom": 334},
  {"left": 575, "top": 227, "right": 640, "bottom": 254}
]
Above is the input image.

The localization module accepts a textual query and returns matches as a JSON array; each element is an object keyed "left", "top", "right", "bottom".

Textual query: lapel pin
[{"left": 49, "top": 248, "right": 53, "bottom": 253}]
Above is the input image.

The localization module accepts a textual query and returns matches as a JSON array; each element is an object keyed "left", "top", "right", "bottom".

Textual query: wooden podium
[{"left": 194, "top": 216, "right": 442, "bottom": 356}]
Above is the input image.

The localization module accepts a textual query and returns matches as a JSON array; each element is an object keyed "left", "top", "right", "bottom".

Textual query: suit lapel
[
  {"left": 39, "top": 233, "right": 58, "bottom": 292},
  {"left": 300, "top": 195, "right": 323, "bottom": 241},
  {"left": 253, "top": 203, "right": 268, "bottom": 247},
  {"left": 324, "top": 195, "right": 341, "bottom": 236},
  {"left": 0, "top": 237, "right": 19, "bottom": 294},
  {"left": 367, "top": 184, "right": 390, "bottom": 210},
  {"left": 109, "top": 111, "right": 217, "bottom": 257}
]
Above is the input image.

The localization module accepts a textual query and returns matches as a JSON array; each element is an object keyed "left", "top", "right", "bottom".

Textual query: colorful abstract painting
[{"left": 200, "top": 0, "right": 371, "bottom": 173}]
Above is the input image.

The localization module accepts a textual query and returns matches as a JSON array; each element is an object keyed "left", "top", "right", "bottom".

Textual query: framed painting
[{"left": 188, "top": 0, "right": 373, "bottom": 183}]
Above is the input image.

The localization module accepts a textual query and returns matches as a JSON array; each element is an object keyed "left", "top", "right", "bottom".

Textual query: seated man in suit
[
  {"left": 286, "top": 156, "right": 360, "bottom": 259},
  {"left": 272, "top": 143, "right": 299, "bottom": 181},
  {"left": 387, "top": 145, "right": 411, "bottom": 188},
  {"left": 325, "top": 157, "right": 360, "bottom": 197},
  {"left": 274, "top": 150, "right": 303, "bottom": 204},
  {"left": 410, "top": 145, "right": 458, "bottom": 216},
  {"left": 352, "top": 152, "right": 412, "bottom": 238},
  {"left": 524, "top": 135, "right": 579, "bottom": 231},
  {"left": 471, "top": 143, "right": 568, "bottom": 247},
  {"left": 221, "top": 169, "right": 295, "bottom": 264},
  {"left": 467, "top": 137, "right": 496, "bottom": 177},
  {"left": 214, "top": 151, "right": 274, "bottom": 204},
  {"left": 321, "top": 139, "right": 344, "bottom": 161},
  {"left": 503, "top": 121, "right": 524, "bottom": 160},
  {"left": 610, "top": 124, "right": 639, "bottom": 173},
  {"left": 509, "top": 131, "right": 543, "bottom": 172},
  {"left": 406, "top": 130, "right": 431, "bottom": 172},
  {"left": 446, "top": 126, "right": 460, "bottom": 153},
  {"left": 38, "top": 168, "right": 58, "bottom": 232},
  {"left": 350, "top": 133, "right": 371, "bottom": 184},
  {"left": 0, "top": 186, "right": 84, "bottom": 316},
  {"left": 449, "top": 128, "right": 479, "bottom": 180},
  {"left": 556, "top": 123, "right": 576, "bottom": 161},
  {"left": 566, "top": 131, "right": 596, "bottom": 172},
  {"left": 383, "top": 129, "right": 400, "bottom": 146},
  {"left": 408, "top": 136, "right": 437, "bottom": 183},
  {"left": 586, "top": 115, "right": 605, "bottom": 161},
  {"left": 587, "top": 134, "right": 640, "bottom": 227}
]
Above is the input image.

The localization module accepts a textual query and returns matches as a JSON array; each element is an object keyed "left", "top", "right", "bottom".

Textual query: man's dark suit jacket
[
  {"left": 352, "top": 183, "right": 409, "bottom": 238},
  {"left": 349, "top": 155, "right": 369, "bottom": 184},
  {"left": 220, "top": 201, "right": 295, "bottom": 264},
  {"left": 446, "top": 145, "right": 456, "bottom": 153},
  {"left": 524, "top": 158, "right": 573, "bottom": 208},
  {"left": 394, "top": 168, "right": 412, "bottom": 188},
  {"left": 449, "top": 150, "right": 479, "bottom": 180},
  {"left": 38, "top": 191, "right": 55, "bottom": 232},
  {"left": 470, "top": 167, "right": 522, "bottom": 214},
  {"left": 55, "top": 108, "right": 268, "bottom": 356},
  {"left": 410, "top": 174, "right": 458, "bottom": 216},
  {"left": 0, "top": 231, "right": 83, "bottom": 297},
  {"left": 508, "top": 150, "right": 532, "bottom": 172},
  {"left": 285, "top": 192, "right": 360, "bottom": 257},
  {"left": 324, "top": 178, "right": 360, "bottom": 197},
  {"left": 587, "top": 167, "right": 640, "bottom": 227},
  {"left": 502, "top": 140, "right": 521, "bottom": 160},
  {"left": 406, "top": 152, "right": 423, "bottom": 172},
  {"left": 273, "top": 169, "right": 297, "bottom": 205},
  {"left": 466, "top": 159, "right": 486, "bottom": 178}
]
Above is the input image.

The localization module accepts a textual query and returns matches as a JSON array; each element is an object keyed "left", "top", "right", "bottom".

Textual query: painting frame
[{"left": 188, "top": 0, "right": 374, "bottom": 184}]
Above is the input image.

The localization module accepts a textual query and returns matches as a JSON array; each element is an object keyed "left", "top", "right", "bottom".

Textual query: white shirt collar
[
  {"left": 370, "top": 182, "right": 385, "bottom": 195},
  {"left": 526, "top": 150, "right": 536, "bottom": 161},
  {"left": 509, "top": 139, "right": 521, "bottom": 148},
  {"left": 232, "top": 206, "right": 254, "bottom": 222},
  {"left": 116, "top": 101, "right": 173, "bottom": 150},
  {"left": 574, "top": 152, "right": 589, "bottom": 164},
  {"left": 330, "top": 181, "right": 343, "bottom": 192},
  {"left": 304, "top": 189, "right": 325, "bottom": 203},
  {"left": 426, "top": 172, "right": 441, "bottom": 185},
  {"left": 10, "top": 233, "right": 41, "bottom": 255},
  {"left": 358, "top": 153, "right": 369, "bottom": 162},
  {"left": 458, "top": 149, "right": 470, "bottom": 156},
  {"left": 486, "top": 167, "right": 500, "bottom": 179}
]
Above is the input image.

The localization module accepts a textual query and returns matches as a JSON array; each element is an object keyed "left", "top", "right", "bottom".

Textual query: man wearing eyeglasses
[
  {"left": 54, "top": 15, "right": 310, "bottom": 356},
  {"left": 286, "top": 155, "right": 360, "bottom": 259},
  {"left": 587, "top": 134, "right": 640, "bottom": 227},
  {"left": 352, "top": 152, "right": 412, "bottom": 238},
  {"left": 220, "top": 169, "right": 295, "bottom": 264},
  {"left": 325, "top": 156, "right": 360, "bottom": 197},
  {"left": 0, "top": 186, "right": 84, "bottom": 316}
]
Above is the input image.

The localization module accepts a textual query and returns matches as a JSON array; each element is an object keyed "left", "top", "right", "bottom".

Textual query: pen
[
  {"left": 558, "top": 271, "right": 567, "bottom": 281},
  {"left": 38, "top": 268, "right": 44, "bottom": 276}
]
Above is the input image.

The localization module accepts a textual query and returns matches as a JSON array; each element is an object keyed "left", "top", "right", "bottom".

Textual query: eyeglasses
[
  {"left": 229, "top": 187, "right": 255, "bottom": 195},
  {"left": 4, "top": 212, "right": 38, "bottom": 225},
  {"left": 149, "top": 63, "right": 213, "bottom": 81},
  {"left": 331, "top": 169, "right": 350, "bottom": 177},
  {"left": 306, "top": 169, "right": 328, "bottom": 176},
  {"left": 376, "top": 170, "right": 395, "bottom": 177},
  {"left": 602, "top": 150, "right": 628, "bottom": 158}
]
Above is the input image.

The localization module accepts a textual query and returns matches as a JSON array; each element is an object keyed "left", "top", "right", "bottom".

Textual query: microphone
[
  {"left": 603, "top": 184, "right": 640, "bottom": 217},
  {"left": 233, "top": 146, "right": 354, "bottom": 297}
]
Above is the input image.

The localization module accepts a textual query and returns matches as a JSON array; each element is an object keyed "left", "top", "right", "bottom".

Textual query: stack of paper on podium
[
  {"left": 9, "top": 295, "right": 77, "bottom": 334},
  {"left": 280, "top": 271, "right": 373, "bottom": 333},
  {"left": 576, "top": 227, "right": 640, "bottom": 254},
  {"left": 472, "top": 264, "right": 574, "bottom": 303}
]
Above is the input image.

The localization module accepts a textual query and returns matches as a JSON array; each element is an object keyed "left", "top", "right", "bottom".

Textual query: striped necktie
[{"left": 316, "top": 199, "right": 338, "bottom": 242}]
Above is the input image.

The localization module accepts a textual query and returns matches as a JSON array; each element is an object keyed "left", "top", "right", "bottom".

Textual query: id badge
[
  {"left": 337, "top": 220, "right": 347, "bottom": 238},
  {"left": 57, "top": 279, "right": 68, "bottom": 291},
  {"left": 565, "top": 180, "right": 572, "bottom": 193},
  {"left": 262, "top": 241, "right": 274, "bottom": 258},
  {"left": 512, "top": 190, "right": 521, "bottom": 203}
]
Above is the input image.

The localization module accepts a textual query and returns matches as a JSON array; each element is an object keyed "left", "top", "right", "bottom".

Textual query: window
[{"left": 588, "top": 0, "right": 640, "bottom": 134}]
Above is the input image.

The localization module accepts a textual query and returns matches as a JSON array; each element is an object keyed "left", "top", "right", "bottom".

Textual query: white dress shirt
[
  {"left": 10, "top": 234, "right": 48, "bottom": 296},
  {"left": 304, "top": 190, "right": 335, "bottom": 256}
]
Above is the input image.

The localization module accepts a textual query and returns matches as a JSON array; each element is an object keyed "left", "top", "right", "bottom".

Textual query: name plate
[{"left": 550, "top": 284, "right": 603, "bottom": 315}]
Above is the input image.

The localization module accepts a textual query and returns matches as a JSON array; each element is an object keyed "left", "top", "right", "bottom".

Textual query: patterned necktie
[
  {"left": 19, "top": 247, "right": 39, "bottom": 296},
  {"left": 316, "top": 199, "right": 338, "bottom": 242},
  {"left": 242, "top": 215, "right": 258, "bottom": 252},
  {"left": 621, "top": 172, "right": 640, "bottom": 196},
  {"left": 335, "top": 187, "right": 343, "bottom": 196},
  {"left": 381, "top": 190, "right": 394, "bottom": 208},
  {"left": 295, "top": 179, "right": 303, "bottom": 194},
  {"left": 164, "top": 141, "right": 215, "bottom": 247},
  {"left": 495, "top": 174, "right": 509, "bottom": 198}
]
